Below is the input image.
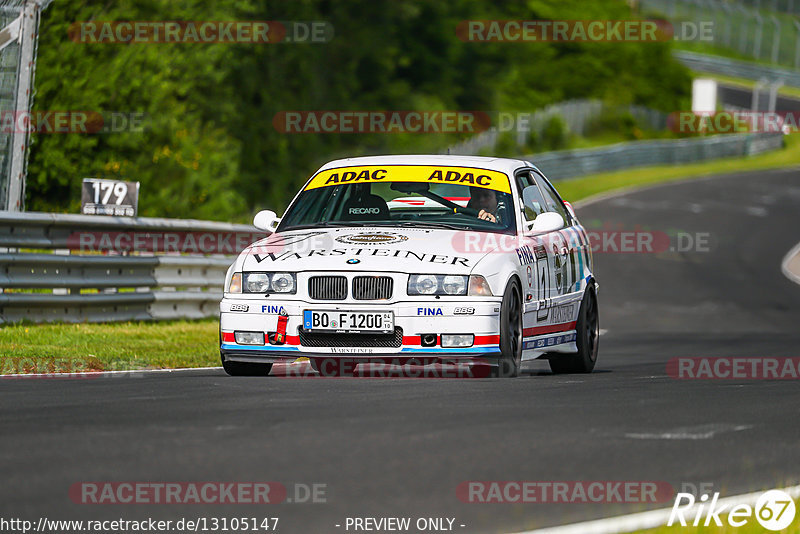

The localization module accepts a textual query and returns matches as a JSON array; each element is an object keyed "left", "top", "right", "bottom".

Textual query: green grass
[
  {"left": 0, "top": 319, "right": 220, "bottom": 372},
  {"left": 558, "top": 132, "right": 800, "bottom": 204}
]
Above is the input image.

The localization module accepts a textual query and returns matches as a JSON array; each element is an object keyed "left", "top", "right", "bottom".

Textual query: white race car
[{"left": 219, "top": 155, "right": 598, "bottom": 377}]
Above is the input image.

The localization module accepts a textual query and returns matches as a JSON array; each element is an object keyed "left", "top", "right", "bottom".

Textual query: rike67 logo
[{"left": 668, "top": 489, "right": 796, "bottom": 531}]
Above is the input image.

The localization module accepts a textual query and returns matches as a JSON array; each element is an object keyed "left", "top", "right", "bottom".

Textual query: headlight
[
  {"left": 245, "top": 273, "right": 271, "bottom": 293},
  {"left": 441, "top": 334, "right": 474, "bottom": 347},
  {"left": 228, "top": 272, "right": 242, "bottom": 293},
  {"left": 271, "top": 272, "right": 296, "bottom": 293},
  {"left": 242, "top": 272, "right": 297, "bottom": 294},
  {"left": 408, "top": 274, "right": 467, "bottom": 296},
  {"left": 234, "top": 331, "right": 265, "bottom": 345},
  {"left": 408, "top": 274, "right": 440, "bottom": 295},
  {"left": 442, "top": 275, "right": 467, "bottom": 295}
]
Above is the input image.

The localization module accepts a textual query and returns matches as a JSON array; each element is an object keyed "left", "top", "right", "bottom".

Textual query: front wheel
[
  {"left": 549, "top": 286, "right": 599, "bottom": 374},
  {"left": 492, "top": 279, "right": 523, "bottom": 378},
  {"left": 221, "top": 354, "right": 273, "bottom": 376}
]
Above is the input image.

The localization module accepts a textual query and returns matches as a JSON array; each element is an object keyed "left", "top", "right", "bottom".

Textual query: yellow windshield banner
[{"left": 304, "top": 165, "right": 511, "bottom": 193}]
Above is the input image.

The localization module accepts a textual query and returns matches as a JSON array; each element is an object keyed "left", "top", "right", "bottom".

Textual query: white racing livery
[{"left": 219, "top": 155, "right": 598, "bottom": 377}]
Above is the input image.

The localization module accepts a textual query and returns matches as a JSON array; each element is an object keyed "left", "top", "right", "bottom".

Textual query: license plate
[{"left": 303, "top": 310, "right": 394, "bottom": 333}]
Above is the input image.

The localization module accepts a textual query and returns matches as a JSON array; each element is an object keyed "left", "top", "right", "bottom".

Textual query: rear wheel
[
  {"left": 221, "top": 354, "right": 273, "bottom": 376},
  {"left": 549, "top": 286, "right": 599, "bottom": 374},
  {"left": 492, "top": 279, "right": 523, "bottom": 378}
]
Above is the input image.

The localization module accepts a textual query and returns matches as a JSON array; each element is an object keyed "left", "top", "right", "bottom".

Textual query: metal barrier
[
  {"left": 0, "top": 212, "right": 262, "bottom": 324},
  {"left": 525, "top": 131, "right": 785, "bottom": 181},
  {"left": 673, "top": 50, "right": 800, "bottom": 86},
  {"left": 643, "top": 0, "right": 800, "bottom": 69},
  {"left": 445, "top": 99, "right": 668, "bottom": 156},
  {"left": 0, "top": 0, "right": 51, "bottom": 211}
]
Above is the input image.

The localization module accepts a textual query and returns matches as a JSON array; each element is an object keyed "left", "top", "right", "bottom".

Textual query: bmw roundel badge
[{"left": 346, "top": 258, "right": 360, "bottom": 264}]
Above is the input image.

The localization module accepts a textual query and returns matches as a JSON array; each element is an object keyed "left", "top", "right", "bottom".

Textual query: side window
[
  {"left": 534, "top": 172, "right": 570, "bottom": 225},
  {"left": 515, "top": 171, "right": 547, "bottom": 222}
]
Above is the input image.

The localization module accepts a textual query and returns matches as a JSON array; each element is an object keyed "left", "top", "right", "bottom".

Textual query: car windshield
[{"left": 278, "top": 165, "right": 516, "bottom": 234}]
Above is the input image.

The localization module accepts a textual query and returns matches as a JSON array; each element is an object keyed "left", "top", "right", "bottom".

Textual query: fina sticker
[{"left": 303, "top": 165, "right": 511, "bottom": 193}]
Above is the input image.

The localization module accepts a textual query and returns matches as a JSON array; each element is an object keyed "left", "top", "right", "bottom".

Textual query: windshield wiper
[
  {"left": 280, "top": 222, "right": 355, "bottom": 231},
  {"left": 391, "top": 221, "right": 473, "bottom": 231}
]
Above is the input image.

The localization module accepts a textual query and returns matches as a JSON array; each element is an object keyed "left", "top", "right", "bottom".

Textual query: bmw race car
[{"left": 219, "top": 155, "right": 598, "bottom": 377}]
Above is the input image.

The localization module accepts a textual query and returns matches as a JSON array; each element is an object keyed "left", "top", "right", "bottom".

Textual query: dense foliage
[{"left": 27, "top": 0, "right": 690, "bottom": 221}]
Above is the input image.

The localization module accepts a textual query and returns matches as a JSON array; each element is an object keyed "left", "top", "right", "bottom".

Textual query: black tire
[
  {"left": 220, "top": 354, "right": 273, "bottom": 376},
  {"left": 492, "top": 279, "right": 523, "bottom": 378},
  {"left": 549, "top": 286, "right": 599, "bottom": 374}
]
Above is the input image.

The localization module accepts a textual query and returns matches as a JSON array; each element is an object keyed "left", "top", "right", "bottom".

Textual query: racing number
[
  {"left": 553, "top": 243, "right": 563, "bottom": 293},
  {"left": 92, "top": 181, "right": 128, "bottom": 205},
  {"left": 538, "top": 261, "right": 549, "bottom": 300},
  {"left": 536, "top": 250, "right": 550, "bottom": 321},
  {"left": 550, "top": 233, "right": 570, "bottom": 296}
]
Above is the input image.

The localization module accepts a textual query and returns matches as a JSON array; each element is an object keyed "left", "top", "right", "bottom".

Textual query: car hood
[{"left": 238, "top": 227, "right": 499, "bottom": 274}]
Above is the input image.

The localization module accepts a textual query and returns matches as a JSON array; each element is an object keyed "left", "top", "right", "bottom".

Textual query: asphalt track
[
  {"left": 2, "top": 168, "right": 800, "bottom": 534},
  {"left": 717, "top": 82, "right": 800, "bottom": 111}
]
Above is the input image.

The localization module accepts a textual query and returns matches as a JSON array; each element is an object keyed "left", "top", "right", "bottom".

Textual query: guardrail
[
  {"left": 525, "top": 131, "right": 785, "bottom": 181},
  {"left": 673, "top": 50, "right": 800, "bottom": 87},
  {"left": 445, "top": 99, "right": 668, "bottom": 156},
  {"left": 0, "top": 212, "right": 262, "bottom": 324}
]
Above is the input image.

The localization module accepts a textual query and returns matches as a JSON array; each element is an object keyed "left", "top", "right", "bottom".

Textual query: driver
[{"left": 468, "top": 186, "right": 499, "bottom": 223}]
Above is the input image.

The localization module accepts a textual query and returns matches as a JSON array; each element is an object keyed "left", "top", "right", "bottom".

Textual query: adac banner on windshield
[{"left": 303, "top": 165, "right": 512, "bottom": 193}]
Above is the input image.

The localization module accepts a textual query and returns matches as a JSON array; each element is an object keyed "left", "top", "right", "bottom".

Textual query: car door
[
  {"left": 514, "top": 170, "right": 558, "bottom": 326},
  {"left": 534, "top": 171, "right": 589, "bottom": 299}
]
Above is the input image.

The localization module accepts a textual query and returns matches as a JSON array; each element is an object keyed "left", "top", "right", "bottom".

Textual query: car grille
[
  {"left": 352, "top": 276, "right": 393, "bottom": 300},
  {"left": 308, "top": 276, "right": 347, "bottom": 300},
  {"left": 299, "top": 327, "right": 403, "bottom": 348}
]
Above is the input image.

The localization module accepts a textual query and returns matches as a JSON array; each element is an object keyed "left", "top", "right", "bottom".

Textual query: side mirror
[
  {"left": 253, "top": 210, "right": 281, "bottom": 232},
  {"left": 526, "top": 212, "right": 564, "bottom": 234}
]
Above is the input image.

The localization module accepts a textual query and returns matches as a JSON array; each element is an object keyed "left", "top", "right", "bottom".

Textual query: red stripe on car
[{"left": 523, "top": 322, "right": 577, "bottom": 337}]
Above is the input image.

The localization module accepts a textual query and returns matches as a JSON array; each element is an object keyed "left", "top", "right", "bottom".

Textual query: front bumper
[{"left": 219, "top": 297, "right": 502, "bottom": 363}]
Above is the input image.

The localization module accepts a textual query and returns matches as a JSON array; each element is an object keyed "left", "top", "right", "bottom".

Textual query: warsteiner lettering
[{"left": 252, "top": 247, "right": 471, "bottom": 266}]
